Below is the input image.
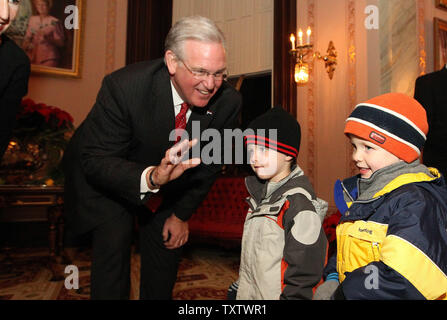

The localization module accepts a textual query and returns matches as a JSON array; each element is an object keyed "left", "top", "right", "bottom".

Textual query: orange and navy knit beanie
[
  {"left": 244, "top": 106, "right": 301, "bottom": 158},
  {"left": 344, "top": 93, "right": 428, "bottom": 163}
]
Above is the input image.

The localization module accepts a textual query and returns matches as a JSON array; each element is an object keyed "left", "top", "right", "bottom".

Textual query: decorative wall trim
[
  {"left": 347, "top": 0, "right": 357, "bottom": 177},
  {"left": 417, "top": 0, "right": 426, "bottom": 76},
  {"left": 105, "top": 0, "right": 117, "bottom": 75},
  {"left": 306, "top": 0, "right": 316, "bottom": 187}
]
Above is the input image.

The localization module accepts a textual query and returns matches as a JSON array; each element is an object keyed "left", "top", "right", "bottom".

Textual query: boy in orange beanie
[{"left": 314, "top": 93, "right": 447, "bottom": 300}]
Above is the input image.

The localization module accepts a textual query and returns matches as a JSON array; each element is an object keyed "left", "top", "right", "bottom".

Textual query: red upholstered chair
[
  {"left": 188, "top": 175, "right": 249, "bottom": 248},
  {"left": 189, "top": 174, "right": 341, "bottom": 251}
]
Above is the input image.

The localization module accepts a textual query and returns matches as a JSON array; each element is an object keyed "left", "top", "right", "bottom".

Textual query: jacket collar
[
  {"left": 245, "top": 165, "right": 308, "bottom": 204},
  {"left": 357, "top": 161, "right": 436, "bottom": 201},
  {"left": 339, "top": 161, "right": 439, "bottom": 204}
]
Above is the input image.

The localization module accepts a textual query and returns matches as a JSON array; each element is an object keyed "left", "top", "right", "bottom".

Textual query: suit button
[{"left": 345, "top": 211, "right": 350, "bottom": 217}]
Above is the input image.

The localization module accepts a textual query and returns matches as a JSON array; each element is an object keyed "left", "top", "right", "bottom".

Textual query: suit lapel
[
  {"left": 186, "top": 86, "right": 226, "bottom": 137},
  {"left": 147, "top": 70, "right": 227, "bottom": 150},
  {"left": 148, "top": 67, "right": 176, "bottom": 152},
  {"left": 186, "top": 106, "right": 214, "bottom": 139}
]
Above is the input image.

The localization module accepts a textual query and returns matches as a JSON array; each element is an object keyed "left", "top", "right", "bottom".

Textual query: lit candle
[
  {"left": 298, "top": 29, "right": 303, "bottom": 46},
  {"left": 306, "top": 27, "right": 312, "bottom": 45},
  {"left": 290, "top": 33, "right": 296, "bottom": 50}
]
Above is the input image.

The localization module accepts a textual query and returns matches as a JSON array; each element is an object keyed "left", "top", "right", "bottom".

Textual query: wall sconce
[{"left": 289, "top": 27, "right": 338, "bottom": 85}]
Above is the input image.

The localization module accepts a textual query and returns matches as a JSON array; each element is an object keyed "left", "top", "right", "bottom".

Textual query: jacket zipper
[{"left": 372, "top": 242, "right": 380, "bottom": 261}]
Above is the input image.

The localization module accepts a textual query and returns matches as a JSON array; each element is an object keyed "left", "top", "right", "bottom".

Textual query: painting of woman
[{"left": 22, "top": 0, "right": 65, "bottom": 67}]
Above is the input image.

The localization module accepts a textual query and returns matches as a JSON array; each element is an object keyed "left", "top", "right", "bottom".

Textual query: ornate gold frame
[
  {"left": 436, "top": 0, "right": 447, "bottom": 11},
  {"left": 434, "top": 18, "right": 447, "bottom": 70}
]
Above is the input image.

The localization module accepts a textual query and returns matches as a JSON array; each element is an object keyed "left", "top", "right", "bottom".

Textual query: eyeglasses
[{"left": 180, "top": 60, "right": 228, "bottom": 81}]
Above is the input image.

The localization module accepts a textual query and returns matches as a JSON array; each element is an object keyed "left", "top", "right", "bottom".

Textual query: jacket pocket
[{"left": 337, "top": 220, "right": 388, "bottom": 281}]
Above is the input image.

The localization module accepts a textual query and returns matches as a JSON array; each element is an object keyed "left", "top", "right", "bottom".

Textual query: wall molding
[
  {"left": 347, "top": 0, "right": 357, "bottom": 177},
  {"left": 306, "top": 0, "right": 316, "bottom": 187},
  {"left": 105, "top": 0, "right": 117, "bottom": 75},
  {"left": 417, "top": 0, "right": 426, "bottom": 76}
]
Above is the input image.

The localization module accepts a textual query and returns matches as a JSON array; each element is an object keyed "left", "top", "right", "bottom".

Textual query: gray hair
[{"left": 165, "top": 15, "right": 226, "bottom": 61}]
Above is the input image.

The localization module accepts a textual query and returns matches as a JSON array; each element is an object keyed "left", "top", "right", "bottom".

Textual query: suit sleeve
[
  {"left": 280, "top": 195, "right": 327, "bottom": 300},
  {"left": 79, "top": 75, "right": 148, "bottom": 205},
  {"left": 414, "top": 77, "right": 434, "bottom": 127},
  {"left": 0, "top": 62, "right": 30, "bottom": 158},
  {"left": 173, "top": 92, "right": 242, "bottom": 221}
]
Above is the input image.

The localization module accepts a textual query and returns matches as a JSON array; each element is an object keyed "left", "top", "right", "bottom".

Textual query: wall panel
[{"left": 173, "top": 0, "right": 273, "bottom": 77}]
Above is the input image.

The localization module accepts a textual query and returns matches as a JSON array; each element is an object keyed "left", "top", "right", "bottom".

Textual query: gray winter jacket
[{"left": 236, "top": 165, "right": 328, "bottom": 300}]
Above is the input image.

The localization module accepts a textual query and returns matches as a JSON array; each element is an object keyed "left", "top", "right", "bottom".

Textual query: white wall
[{"left": 172, "top": 0, "right": 273, "bottom": 77}]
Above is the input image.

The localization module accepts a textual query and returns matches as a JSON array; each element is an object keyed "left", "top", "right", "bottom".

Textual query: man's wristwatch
[{"left": 149, "top": 168, "right": 160, "bottom": 189}]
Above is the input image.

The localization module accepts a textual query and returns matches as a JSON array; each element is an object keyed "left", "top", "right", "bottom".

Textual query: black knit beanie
[{"left": 244, "top": 106, "right": 301, "bottom": 158}]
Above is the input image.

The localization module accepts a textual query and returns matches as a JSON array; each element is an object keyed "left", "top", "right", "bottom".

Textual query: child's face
[
  {"left": 247, "top": 144, "right": 293, "bottom": 182},
  {"left": 350, "top": 135, "right": 401, "bottom": 179}
]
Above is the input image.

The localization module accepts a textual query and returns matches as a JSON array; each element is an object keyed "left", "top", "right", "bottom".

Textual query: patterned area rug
[{"left": 0, "top": 245, "right": 240, "bottom": 300}]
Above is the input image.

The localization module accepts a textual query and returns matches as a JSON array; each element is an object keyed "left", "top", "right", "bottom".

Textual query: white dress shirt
[{"left": 139, "top": 81, "right": 192, "bottom": 198}]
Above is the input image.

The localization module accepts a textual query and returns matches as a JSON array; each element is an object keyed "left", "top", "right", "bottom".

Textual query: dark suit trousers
[
  {"left": 90, "top": 211, "right": 133, "bottom": 300},
  {"left": 138, "top": 208, "right": 183, "bottom": 300},
  {"left": 90, "top": 207, "right": 182, "bottom": 300}
]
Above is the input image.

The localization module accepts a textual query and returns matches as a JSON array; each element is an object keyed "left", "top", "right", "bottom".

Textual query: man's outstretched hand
[
  {"left": 145, "top": 139, "right": 199, "bottom": 250},
  {"left": 147, "top": 139, "right": 201, "bottom": 189}
]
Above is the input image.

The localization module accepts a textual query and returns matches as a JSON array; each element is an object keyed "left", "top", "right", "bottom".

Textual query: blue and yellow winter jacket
[{"left": 325, "top": 161, "right": 447, "bottom": 299}]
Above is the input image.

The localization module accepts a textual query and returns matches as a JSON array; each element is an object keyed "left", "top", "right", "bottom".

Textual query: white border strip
[
  {"left": 346, "top": 117, "right": 421, "bottom": 155},
  {"left": 354, "top": 103, "right": 427, "bottom": 140}
]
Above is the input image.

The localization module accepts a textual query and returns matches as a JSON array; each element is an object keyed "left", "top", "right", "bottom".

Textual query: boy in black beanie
[{"left": 228, "top": 106, "right": 328, "bottom": 300}]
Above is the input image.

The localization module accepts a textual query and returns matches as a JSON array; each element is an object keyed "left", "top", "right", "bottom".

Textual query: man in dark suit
[
  {"left": 0, "top": 0, "right": 30, "bottom": 160},
  {"left": 63, "top": 16, "right": 242, "bottom": 299},
  {"left": 414, "top": 65, "right": 447, "bottom": 178}
]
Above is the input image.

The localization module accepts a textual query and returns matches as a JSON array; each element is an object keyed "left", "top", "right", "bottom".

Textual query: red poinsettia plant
[
  {"left": 14, "top": 99, "right": 74, "bottom": 145},
  {"left": 0, "top": 99, "right": 75, "bottom": 185}
]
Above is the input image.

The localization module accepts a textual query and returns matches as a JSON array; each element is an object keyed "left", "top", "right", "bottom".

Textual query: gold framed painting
[
  {"left": 434, "top": 18, "right": 447, "bottom": 70},
  {"left": 436, "top": 0, "right": 447, "bottom": 11},
  {"left": 6, "top": 0, "right": 84, "bottom": 78}
]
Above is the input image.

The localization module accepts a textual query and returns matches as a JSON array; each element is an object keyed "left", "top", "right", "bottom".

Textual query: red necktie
[
  {"left": 146, "top": 103, "right": 190, "bottom": 213},
  {"left": 175, "top": 102, "right": 189, "bottom": 143}
]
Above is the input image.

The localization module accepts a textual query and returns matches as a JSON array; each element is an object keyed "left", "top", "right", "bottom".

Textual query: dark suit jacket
[
  {"left": 414, "top": 66, "right": 447, "bottom": 176},
  {"left": 0, "top": 35, "right": 30, "bottom": 159},
  {"left": 63, "top": 58, "right": 242, "bottom": 235}
]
